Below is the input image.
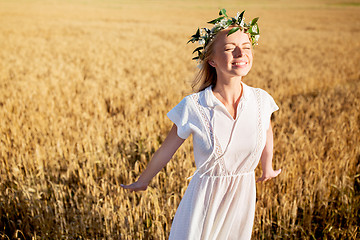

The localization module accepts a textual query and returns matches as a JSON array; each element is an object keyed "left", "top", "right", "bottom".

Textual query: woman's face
[{"left": 208, "top": 28, "right": 253, "bottom": 79}]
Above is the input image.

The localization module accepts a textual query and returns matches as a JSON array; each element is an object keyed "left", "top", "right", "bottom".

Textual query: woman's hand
[
  {"left": 256, "top": 168, "right": 281, "bottom": 183},
  {"left": 121, "top": 181, "right": 149, "bottom": 192}
]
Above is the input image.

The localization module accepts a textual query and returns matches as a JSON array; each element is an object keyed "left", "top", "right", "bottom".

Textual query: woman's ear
[{"left": 208, "top": 59, "right": 216, "bottom": 68}]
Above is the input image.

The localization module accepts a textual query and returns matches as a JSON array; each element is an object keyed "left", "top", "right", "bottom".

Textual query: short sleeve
[
  {"left": 167, "top": 96, "right": 193, "bottom": 140},
  {"left": 260, "top": 89, "right": 279, "bottom": 130},
  {"left": 266, "top": 92, "right": 279, "bottom": 115}
]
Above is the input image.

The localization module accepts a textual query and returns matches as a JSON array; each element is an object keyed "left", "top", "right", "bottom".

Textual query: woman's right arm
[{"left": 121, "top": 124, "right": 185, "bottom": 192}]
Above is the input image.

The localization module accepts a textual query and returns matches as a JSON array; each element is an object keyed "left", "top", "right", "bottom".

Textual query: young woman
[{"left": 121, "top": 9, "right": 281, "bottom": 239}]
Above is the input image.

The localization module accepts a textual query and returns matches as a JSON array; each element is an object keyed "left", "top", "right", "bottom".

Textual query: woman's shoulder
[
  {"left": 246, "top": 85, "right": 279, "bottom": 113},
  {"left": 172, "top": 91, "right": 200, "bottom": 110},
  {"left": 244, "top": 84, "right": 274, "bottom": 99},
  {"left": 180, "top": 89, "right": 206, "bottom": 104}
]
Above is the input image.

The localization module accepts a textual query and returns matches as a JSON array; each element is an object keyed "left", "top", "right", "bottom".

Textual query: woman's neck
[{"left": 212, "top": 77, "right": 243, "bottom": 106}]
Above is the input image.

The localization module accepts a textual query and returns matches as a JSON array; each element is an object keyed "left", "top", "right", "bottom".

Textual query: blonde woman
[{"left": 122, "top": 9, "right": 281, "bottom": 239}]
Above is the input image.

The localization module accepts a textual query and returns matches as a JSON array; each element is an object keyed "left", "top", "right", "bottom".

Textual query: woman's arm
[
  {"left": 121, "top": 124, "right": 185, "bottom": 192},
  {"left": 256, "top": 120, "right": 281, "bottom": 182}
]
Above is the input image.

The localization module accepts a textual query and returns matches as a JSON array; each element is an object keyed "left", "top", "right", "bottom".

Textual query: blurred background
[{"left": 0, "top": 0, "right": 359, "bottom": 239}]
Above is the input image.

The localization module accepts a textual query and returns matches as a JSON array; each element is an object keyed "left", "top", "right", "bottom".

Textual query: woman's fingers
[
  {"left": 256, "top": 176, "right": 269, "bottom": 182},
  {"left": 120, "top": 183, "right": 132, "bottom": 189},
  {"left": 256, "top": 176, "right": 267, "bottom": 182},
  {"left": 121, "top": 182, "right": 147, "bottom": 192},
  {"left": 274, "top": 169, "right": 282, "bottom": 177},
  {"left": 120, "top": 183, "right": 134, "bottom": 192},
  {"left": 256, "top": 169, "right": 282, "bottom": 183}
]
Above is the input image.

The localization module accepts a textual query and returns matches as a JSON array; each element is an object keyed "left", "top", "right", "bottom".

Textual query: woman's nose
[{"left": 234, "top": 47, "right": 243, "bottom": 57}]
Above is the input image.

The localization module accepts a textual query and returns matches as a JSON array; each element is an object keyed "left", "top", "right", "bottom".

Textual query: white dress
[{"left": 167, "top": 82, "right": 279, "bottom": 240}]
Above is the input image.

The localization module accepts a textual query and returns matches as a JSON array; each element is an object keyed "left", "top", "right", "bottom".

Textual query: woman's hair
[
  {"left": 191, "top": 38, "right": 217, "bottom": 92},
  {"left": 191, "top": 28, "right": 252, "bottom": 93}
]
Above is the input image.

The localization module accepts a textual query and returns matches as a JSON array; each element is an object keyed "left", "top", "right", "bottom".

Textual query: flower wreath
[{"left": 188, "top": 9, "right": 260, "bottom": 62}]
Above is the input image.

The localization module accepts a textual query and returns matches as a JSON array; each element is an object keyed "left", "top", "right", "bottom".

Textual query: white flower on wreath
[
  {"left": 198, "top": 38, "right": 205, "bottom": 45},
  {"left": 219, "top": 19, "right": 228, "bottom": 28},
  {"left": 240, "top": 19, "right": 244, "bottom": 27},
  {"left": 255, "top": 35, "right": 260, "bottom": 41},
  {"left": 252, "top": 25, "right": 258, "bottom": 33}
]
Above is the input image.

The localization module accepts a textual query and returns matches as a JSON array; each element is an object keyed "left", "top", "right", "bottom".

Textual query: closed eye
[{"left": 242, "top": 44, "right": 251, "bottom": 50}]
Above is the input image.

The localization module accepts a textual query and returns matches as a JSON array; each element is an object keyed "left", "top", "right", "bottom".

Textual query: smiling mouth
[{"left": 233, "top": 62, "right": 247, "bottom": 66}]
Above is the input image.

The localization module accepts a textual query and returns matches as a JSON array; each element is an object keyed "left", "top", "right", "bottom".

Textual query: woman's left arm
[{"left": 256, "top": 120, "right": 281, "bottom": 182}]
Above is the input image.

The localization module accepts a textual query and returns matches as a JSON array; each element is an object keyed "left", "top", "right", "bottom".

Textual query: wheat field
[{"left": 0, "top": 0, "right": 359, "bottom": 239}]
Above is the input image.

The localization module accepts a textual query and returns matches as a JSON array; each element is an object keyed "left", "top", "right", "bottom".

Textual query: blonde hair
[{"left": 191, "top": 39, "right": 217, "bottom": 92}]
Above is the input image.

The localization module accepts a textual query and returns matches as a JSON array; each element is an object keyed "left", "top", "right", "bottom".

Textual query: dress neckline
[{"left": 206, "top": 82, "right": 247, "bottom": 121}]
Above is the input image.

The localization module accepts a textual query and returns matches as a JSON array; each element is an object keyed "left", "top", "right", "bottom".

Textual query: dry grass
[{"left": 0, "top": 0, "right": 359, "bottom": 239}]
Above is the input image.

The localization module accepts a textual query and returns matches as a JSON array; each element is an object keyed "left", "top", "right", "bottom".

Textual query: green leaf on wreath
[
  {"left": 192, "top": 46, "right": 204, "bottom": 54},
  {"left": 251, "top": 17, "right": 259, "bottom": 25},
  {"left": 227, "top": 27, "right": 240, "bottom": 36},
  {"left": 208, "top": 16, "right": 225, "bottom": 24},
  {"left": 238, "top": 10, "right": 245, "bottom": 22},
  {"left": 219, "top": 9, "right": 227, "bottom": 17}
]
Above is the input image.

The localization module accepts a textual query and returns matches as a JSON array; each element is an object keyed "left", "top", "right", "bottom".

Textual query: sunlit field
[{"left": 0, "top": 0, "right": 359, "bottom": 239}]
